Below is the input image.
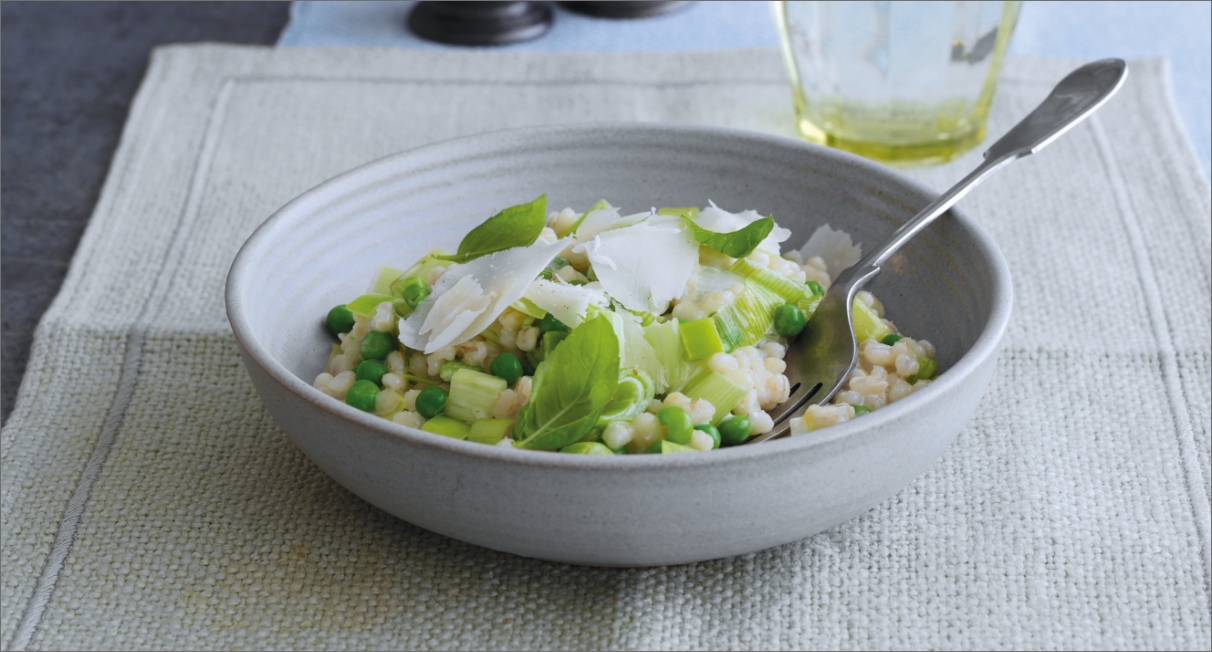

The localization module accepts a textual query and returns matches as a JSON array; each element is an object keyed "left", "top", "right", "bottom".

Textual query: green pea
[
  {"left": 694, "top": 424, "right": 721, "bottom": 449},
  {"left": 538, "top": 313, "right": 570, "bottom": 335},
  {"left": 658, "top": 406, "right": 694, "bottom": 445},
  {"left": 355, "top": 360, "right": 389, "bottom": 386},
  {"left": 773, "top": 304, "right": 806, "bottom": 338},
  {"left": 719, "top": 416, "right": 752, "bottom": 446},
  {"left": 853, "top": 405, "right": 872, "bottom": 416},
  {"left": 326, "top": 304, "right": 355, "bottom": 336},
  {"left": 415, "top": 385, "right": 448, "bottom": 419},
  {"left": 549, "top": 256, "right": 569, "bottom": 270},
  {"left": 806, "top": 281, "right": 825, "bottom": 297},
  {"left": 490, "top": 353, "right": 524, "bottom": 385},
  {"left": 880, "top": 333, "right": 902, "bottom": 346},
  {"left": 346, "top": 380, "right": 379, "bottom": 413},
  {"left": 360, "top": 331, "right": 395, "bottom": 361},
  {"left": 569, "top": 280, "right": 587, "bottom": 286},
  {"left": 539, "top": 268, "right": 554, "bottom": 281}
]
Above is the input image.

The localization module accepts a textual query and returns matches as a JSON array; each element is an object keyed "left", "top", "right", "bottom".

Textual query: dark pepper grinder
[
  {"left": 407, "top": 2, "right": 554, "bottom": 46},
  {"left": 559, "top": 2, "right": 692, "bottom": 18}
]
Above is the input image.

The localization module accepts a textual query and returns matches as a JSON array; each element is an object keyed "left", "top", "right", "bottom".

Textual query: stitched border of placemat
[{"left": 3, "top": 46, "right": 1208, "bottom": 650}]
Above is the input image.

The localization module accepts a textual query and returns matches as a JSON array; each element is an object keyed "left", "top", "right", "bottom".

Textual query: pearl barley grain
[
  {"left": 602, "top": 422, "right": 635, "bottom": 449},
  {"left": 327, "top": 371, "right": 356, "bottom": 400},
  {"left": 689, "top": 430, "right": 715, "bottom": 451},
  {"left": 382, "top": 373, "right": 405, "bottom": 393},
  {"left": 895, "top": 354, "right": 920, "bottom": 378},
  {"left": 386, "top": 350, "right": 405, "bottom": 374}
]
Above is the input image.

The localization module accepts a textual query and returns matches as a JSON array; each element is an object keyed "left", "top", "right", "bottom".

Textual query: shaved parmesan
[
  {"left": 523, "top": 279, "right": 607, "bottom": 328},
  {"left": 419, "top": 275, "right": 490, "bottom": 346},
  {"left": 798, "top": 224, "right": 863, "bottom": 276},
  {"left": 576, "top": 204, "right": 651, "bottom": 242},
  {"left": 400, "top": 237, "right": 570, "bottom": 353},
  {"left": 698, "top": 201, "right": 792, "bottom": 255},
  {"left": 575, "top": 222, "right": 698, "bottom": 314}
]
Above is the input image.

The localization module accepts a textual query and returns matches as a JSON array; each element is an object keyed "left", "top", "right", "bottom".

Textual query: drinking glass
[{"left": 773, "top": 1, "right": 1022, "bottom": 165}]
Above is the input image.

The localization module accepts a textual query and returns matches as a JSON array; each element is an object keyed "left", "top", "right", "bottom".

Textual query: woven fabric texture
[{"left": 2, "top": 46, "right": 1209, "bottom": 650}]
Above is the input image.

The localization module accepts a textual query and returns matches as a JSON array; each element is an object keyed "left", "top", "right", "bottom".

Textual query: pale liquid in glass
[{"left": 774, "top": 1, "right": 1021, "bottom": 165}]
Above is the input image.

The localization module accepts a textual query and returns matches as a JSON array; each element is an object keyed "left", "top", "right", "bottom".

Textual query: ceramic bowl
[{"left": 226, "top": 123, "right": 1012, "bottom": 566}]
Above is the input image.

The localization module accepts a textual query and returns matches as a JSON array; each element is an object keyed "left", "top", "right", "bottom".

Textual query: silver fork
[{"left": 750, "top": 58, "right": 1128, "bottom": 445}]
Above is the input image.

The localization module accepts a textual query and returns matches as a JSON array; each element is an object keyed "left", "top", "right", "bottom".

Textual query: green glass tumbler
[{"left": 774, "top": 1, "right": 1022, "bottom": 166}]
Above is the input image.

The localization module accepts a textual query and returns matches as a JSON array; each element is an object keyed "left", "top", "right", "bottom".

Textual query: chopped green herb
[
  {"left": 515, "top": 316, "right": 620, "bottom": 451},
  {"left": 681, "top": 214, "right": 774, "bottom": 258},
  {"left": 436, "top": 194, "right": 548, "bottom": 264},
  {"left": 538, "top": 313, "right": 570, "bottom": 335}
]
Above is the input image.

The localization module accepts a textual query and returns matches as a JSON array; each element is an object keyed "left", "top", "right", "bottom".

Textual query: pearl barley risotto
[{"left": 314, "top": 196, "right": 939, "bottom": 454}]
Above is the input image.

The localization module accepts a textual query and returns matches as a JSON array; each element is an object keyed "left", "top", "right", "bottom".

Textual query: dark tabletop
[{"left": 1, "top": 2, "right": 291, "bottom": 425}]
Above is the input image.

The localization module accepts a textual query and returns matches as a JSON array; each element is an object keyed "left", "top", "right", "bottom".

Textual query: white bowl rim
[{"left": 226, "top": 122, "right": 1013, "bottom": 471}]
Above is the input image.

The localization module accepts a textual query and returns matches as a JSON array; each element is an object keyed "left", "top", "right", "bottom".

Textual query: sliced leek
[
  {"left": 509, "top": 296, "right": 548, "bottom": 319},
  {"left": 369, "top": 266, "right": 405, "bottom": 296},
  {"left": 852, "top": 299, "right": 890, "bottom": 343},
  {"left": 597, "top": 369, "right": 655, "bottom": 427},
  {"left": 681, "top": 372, "right": 745, "bottom": 424},
  {"left": 439, "top": 360, "right": 480, "bottom": 383},
  {"left": 446, "top": 369, "right": 507, "bottom": 423},
  {"left": 712, "top": 280, "right": 783, "bottom": 350},
  {"left": 346, "top": 293, "right": 397, "bottom": 317},
  {"left": 679, "top": 318, "right": 726, "bottom": 361},
  {"left": 422, "top": 416, "right": 470, "bottom": 439},
  {"left": 729, "top": 258, "right": 817, "bottom": 315},
  {"left": 643, "top": 318, "right": 690, "bottom": 393},
  {"left": 468, "top": 418, "right": 514, "bottom": 445}
]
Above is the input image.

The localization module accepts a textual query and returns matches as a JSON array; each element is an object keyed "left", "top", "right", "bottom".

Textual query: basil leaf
[
  {"left": 437, "top": 194, "right": 547, "bottom": 264},
  {"left": 515, "top": 316, "right": 620, "bottom": 450},
  {"left": 681, "top": 214, "right": 774, "bottom": 258}
]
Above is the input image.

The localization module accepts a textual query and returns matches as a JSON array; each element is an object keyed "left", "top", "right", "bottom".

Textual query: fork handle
[
  {"left": 845, "top": 58, "right": 1127, "bottom": 282},
  {"left": 835, "top": 155, "right": 1013, "bottom": 293},
  {"left": 747, "top": 59, "right": 1126, "bottom": 446}
]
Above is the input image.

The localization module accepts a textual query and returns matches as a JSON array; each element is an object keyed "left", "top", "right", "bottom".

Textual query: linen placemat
[{"left": 2, "top": 46, "right": 1208, "bottom": 650}]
